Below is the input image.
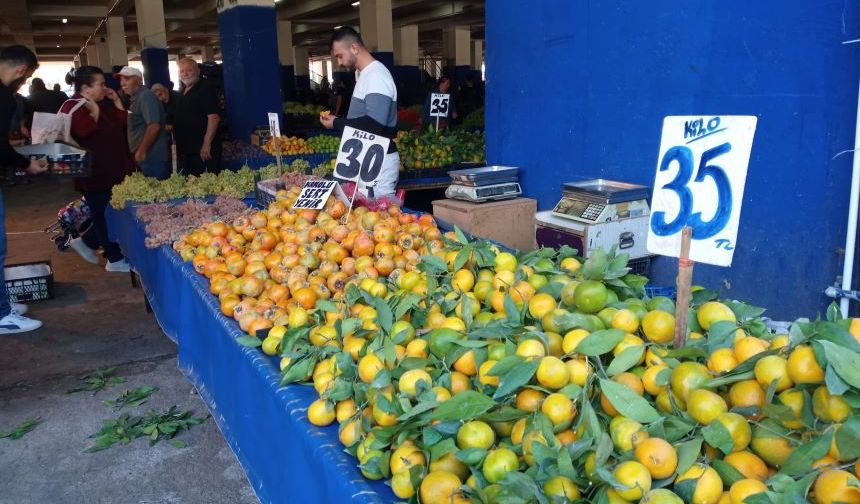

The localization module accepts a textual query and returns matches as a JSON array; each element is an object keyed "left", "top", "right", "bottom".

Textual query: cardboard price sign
[
  {"left": 267, "top": 112, "right": 281, "bottom": 138},
  {"left": 430, "top": 93, "right": 451, "bottom": 118},
  {"left": 333, "top": 126, "right": 390, "bottom": 184},
  {"left": 292, "top": 180, "right": 349, "bottom": 210},
  {"left": 647, "top": 115, "right": 757, "bottom": 267}
]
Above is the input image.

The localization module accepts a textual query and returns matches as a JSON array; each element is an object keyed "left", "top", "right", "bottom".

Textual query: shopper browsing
[
  {"left": 320, "top": 27, "right": 400, "bottom": 198},
  {"left": 0, "top": 45, "right": 48, "bottom": 334},
  {"left": 174, "top": 58, "right": 221, "bottom": 175},
  {"left": 60, "top": 66, "right": 134, "bottom": 273},
  {"left": 117, "top": 67, "right": 169, "bottom": 180}
]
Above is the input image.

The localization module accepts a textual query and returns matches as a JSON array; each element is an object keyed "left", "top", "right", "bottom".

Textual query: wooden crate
[{"left": 432, "top": 198, "right": 537, "bottom": 252}]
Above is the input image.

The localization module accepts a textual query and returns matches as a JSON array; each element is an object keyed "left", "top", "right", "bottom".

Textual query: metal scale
[
  {"left": 551, "top": 179, "right": 650, "bottom": 223},
  {"left": 445, "top": 166, "right": 522, "bottom": 203},
  {"left": 537, "top": 179, "right": 652, "bottom": 260}
]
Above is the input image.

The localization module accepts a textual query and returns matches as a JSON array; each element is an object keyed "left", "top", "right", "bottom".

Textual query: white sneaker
[
  {"left": 0, "top": 313, "right": 42, "bottom": 334},
  {"left": 69, "top": 237, "right": 99, "bottom": 264},
  {"left": 10, "top": 302, "right": 27, "bottom": 315},
  {"left": 105, "top": 258, "right": 131, "bottom": 273}
]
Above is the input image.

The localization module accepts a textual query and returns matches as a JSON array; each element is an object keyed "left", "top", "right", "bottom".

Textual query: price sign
[
  {"left": 267, "top": 112, "right": 281, "bottom": 139},
  {"left": 292, "top": 180, "right": 349, "bottom": 210},
  {"left": 333, "top": 126, "right": 390, "bottom": 184},
  {"left": 647, "top": 115, "right": 757, "bottom": 267},
  {"left": 430, "top": 93, "right": 451, "bottom": 118}
]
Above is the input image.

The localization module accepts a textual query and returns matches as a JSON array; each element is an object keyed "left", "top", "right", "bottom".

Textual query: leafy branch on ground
[
  {"left": 103, "top": 385, "right": 159, "bottom": 410},
  {"left": 86, "top": 406, "right": 208, "bottom": 452},
  {"left": 0, "top": 417, "right": 42, "bottom": 440},
  {"left": 67, "top": 367, "right": 126, "bottom": 395}
]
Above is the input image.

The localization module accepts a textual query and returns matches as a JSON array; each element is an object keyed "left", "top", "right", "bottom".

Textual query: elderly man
[
  {"left": 116, "top": 66, "right": 169, "bottom": 180},
  {"left": 174, "top": 58, "right": 220, "bottom": 175}
]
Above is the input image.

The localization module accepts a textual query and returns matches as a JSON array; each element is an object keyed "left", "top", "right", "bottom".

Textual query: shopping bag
[{"left": 30, "top": 99, "right": 86, "bottom": 146}]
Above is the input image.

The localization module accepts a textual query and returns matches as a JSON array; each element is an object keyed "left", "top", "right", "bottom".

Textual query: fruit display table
[{"left": 105, "top": 202, "right": 395, "bottom": 504}]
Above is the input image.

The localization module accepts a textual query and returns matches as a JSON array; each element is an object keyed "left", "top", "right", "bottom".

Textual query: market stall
[{"left": 106, "top": 200, "right": 395, "bottom": 504}]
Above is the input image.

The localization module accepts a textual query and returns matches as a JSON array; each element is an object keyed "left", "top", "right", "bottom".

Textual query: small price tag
[
  {"left": 647, "top": 115, "right": 757, "bottom": 267},
  {"left": 333, "top": 126, "right": 390, "bottom": 184},
  {"left": 292, "top": 180, "right": 349, "bottom": 210},
  {"left": 267, "top": 112, "right": 281, "bottom": 139},
  {"left": 430, "top": 93, "right": 451, "bottom": 118}
]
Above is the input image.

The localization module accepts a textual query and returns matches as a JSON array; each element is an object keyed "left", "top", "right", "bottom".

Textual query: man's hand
[
  {"left": 104, "top": 88, "right": 124, "bottom": 109},
  {"left": 200, "top": 143, "right": 212, "bottom": 161},
  {"left": 26, "top": 158, "right": 48, "bottom": 175},
  {"left": 134, "top": 149, "right": 146, "bottom": 162},
  {"left": 319, "top": 114, "right": 335, "bottom": 129}
]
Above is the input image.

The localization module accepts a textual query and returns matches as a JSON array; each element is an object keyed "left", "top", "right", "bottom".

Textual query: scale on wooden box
[
  {"left": 552, "top": 179, "right": 650, "bottom": 223},
  {"left": 445, "top": 166, "right": 522, "bottom": 203}
]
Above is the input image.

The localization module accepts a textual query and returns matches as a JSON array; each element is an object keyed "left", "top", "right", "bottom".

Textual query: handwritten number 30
[
  {"left": 651, "top": 142, "right": 732, "bottom": 239},
  {"left": 335, "top": 139, "right": 385, "bottom": 183}
]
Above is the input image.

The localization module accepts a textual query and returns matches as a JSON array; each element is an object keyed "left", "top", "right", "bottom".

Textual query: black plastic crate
[{"left": 5, "top": 261, "right": 54, "bottom": 302}]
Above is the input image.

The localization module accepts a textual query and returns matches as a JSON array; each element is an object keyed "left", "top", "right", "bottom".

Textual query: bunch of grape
[
  {"left": 288, "top": 158, "right": 311, "bottom": 174},
  {"left": 139, "top": 197, "right": 250, "bottom": 248},
  {"left": 258, "top": 163, "right": 279, "bottom": 181},
  {"left": 312, "top": 159, "right": 335, "bottom": 177},
  {"left": 111, "top": 173, "right": 169, "bottom": 209},
  {"left": 306, "top": 135, "right": 340, "bottom": 154}
]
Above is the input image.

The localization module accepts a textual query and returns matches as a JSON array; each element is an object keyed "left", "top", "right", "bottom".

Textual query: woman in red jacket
[{"left": 60, "top": 66, "right": 135, "bottom": 272}]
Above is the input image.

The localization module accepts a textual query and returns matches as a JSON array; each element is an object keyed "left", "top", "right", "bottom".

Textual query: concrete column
[
  {"left": 293, "top": 46, "right": 310, "bottom": 91},
  {"left": 443, "top": 25, "right": 471, "bottom": 84},
  {"left": 277, "top": 20, "right": 295, "bottom": 100},
  {"left": 394, "top": 25, "right": 418, "bottom": 66},
  {"left": 135, "top": 0, "right": 169, "bottom": 86},
  {"left": 471, "top": 39, "right": 483, "bottom": 70},
  {"left": 277, "top": 21, "right": 294, "bottom": 66},
  {"left": 86, "top": 45, "right": 99, "bottom": 67},
  {"left": 106, "top": 17, "right": 127, "bottom": 69},
  {"left": 201, "top": 46, "right": 215, "bottom": 62},
  {"left": 217, "top": 0, "right": 283, "bottom": 142},
  {"left": 96, "top": 39, "right": 111, "bottom": 71},
  {"left": 359, "top": 0, "right": 393, "bottom": 69},
  {"left": 393, "top": 24, "right": 421, "bottom": 105}
]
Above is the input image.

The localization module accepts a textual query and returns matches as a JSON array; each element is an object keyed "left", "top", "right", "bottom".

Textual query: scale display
[{"left": 553, "top": 197, "right": 606, "bottom": 223}]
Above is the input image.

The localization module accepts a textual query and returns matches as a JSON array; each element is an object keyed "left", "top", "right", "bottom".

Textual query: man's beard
[
  {"left": 342, "top": 52, "right": 358, "bottom": 71},
  {"left": 181, "top": 76, "right": 199, "bottom": 87}
]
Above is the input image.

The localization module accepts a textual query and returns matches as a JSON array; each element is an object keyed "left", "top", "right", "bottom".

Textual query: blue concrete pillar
[
  {"left": 217, "top": 1, "right": 283, "bottom": 142},
  {"left": 140, "top": 47, "right": 169, "bottom": 87}
]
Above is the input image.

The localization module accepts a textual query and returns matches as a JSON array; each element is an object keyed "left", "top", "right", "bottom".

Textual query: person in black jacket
[{"left": 0, "top": 45, "right": 48, "bottom": 334}]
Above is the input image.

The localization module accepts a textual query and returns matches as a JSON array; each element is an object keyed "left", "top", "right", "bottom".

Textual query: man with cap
[{"left": 116, "top": 66, "right": 169, "bottom": 180}]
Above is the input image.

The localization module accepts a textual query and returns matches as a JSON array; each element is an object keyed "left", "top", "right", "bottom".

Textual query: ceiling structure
[{"left": 0, "top": 0, "right": 484, "bottom": 63}]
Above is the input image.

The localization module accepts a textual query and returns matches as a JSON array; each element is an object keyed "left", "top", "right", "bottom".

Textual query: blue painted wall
[
  {"left": 486, "top": 0, "right": 860, "bottom": 320},
  {"left": 218, "top": 5, "right": 283, "bottom": 141}
]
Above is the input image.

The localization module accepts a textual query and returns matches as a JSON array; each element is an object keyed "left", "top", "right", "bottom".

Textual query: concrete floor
[{"left": 0, "top": 178, "right": 257, "bottom": 504}]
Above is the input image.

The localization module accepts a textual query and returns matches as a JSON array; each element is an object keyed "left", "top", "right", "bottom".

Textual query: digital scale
[
  {"left": 445, "top": 166, "right": 522, "bottom": 203},
  {"left": 552, "top": 179, "right": 650, "bottom": 224},
  {"left": 537, "top": 178, "right": 653, "bottom": 261}
]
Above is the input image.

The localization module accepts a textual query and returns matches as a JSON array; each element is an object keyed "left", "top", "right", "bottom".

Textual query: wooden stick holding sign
[{"left": 673, "top": 227, "right": 693, "bottom": 348}]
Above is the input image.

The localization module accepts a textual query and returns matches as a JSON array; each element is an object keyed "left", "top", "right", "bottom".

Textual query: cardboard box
[{"left": 432, "top": 198, "right": 537, "bottom": 251}]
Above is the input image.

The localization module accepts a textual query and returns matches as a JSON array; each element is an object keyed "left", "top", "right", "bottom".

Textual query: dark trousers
[
  {"left": 179, "top": 147, "right": 221, "bottom": 176},
  {"left": 81, "top": 191, "right": 123, "bottom": 263}
]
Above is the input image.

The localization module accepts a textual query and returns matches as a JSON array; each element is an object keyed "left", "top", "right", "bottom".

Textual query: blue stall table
[{"left": 105, "top": 204, "right": 394, "bottom": 504}]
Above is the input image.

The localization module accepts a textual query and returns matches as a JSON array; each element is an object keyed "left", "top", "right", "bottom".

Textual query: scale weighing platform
[
  {"left": 445, "top": 165, "right": 522, "bottom": 203},
  {"left": 538, "top": 178, "right": 652, "bottom": 260},
  {"left": 552, "top": 179, "right": 650, "bottom": 224}
]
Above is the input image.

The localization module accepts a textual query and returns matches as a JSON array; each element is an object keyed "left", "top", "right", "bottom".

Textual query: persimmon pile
[{"left": 174, "top": 191, "right": 860, "bottom": 504}]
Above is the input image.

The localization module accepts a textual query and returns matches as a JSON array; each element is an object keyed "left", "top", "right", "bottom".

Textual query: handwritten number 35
[{"left": 651, "top": 142, "right": 732, "bottom": 239}]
